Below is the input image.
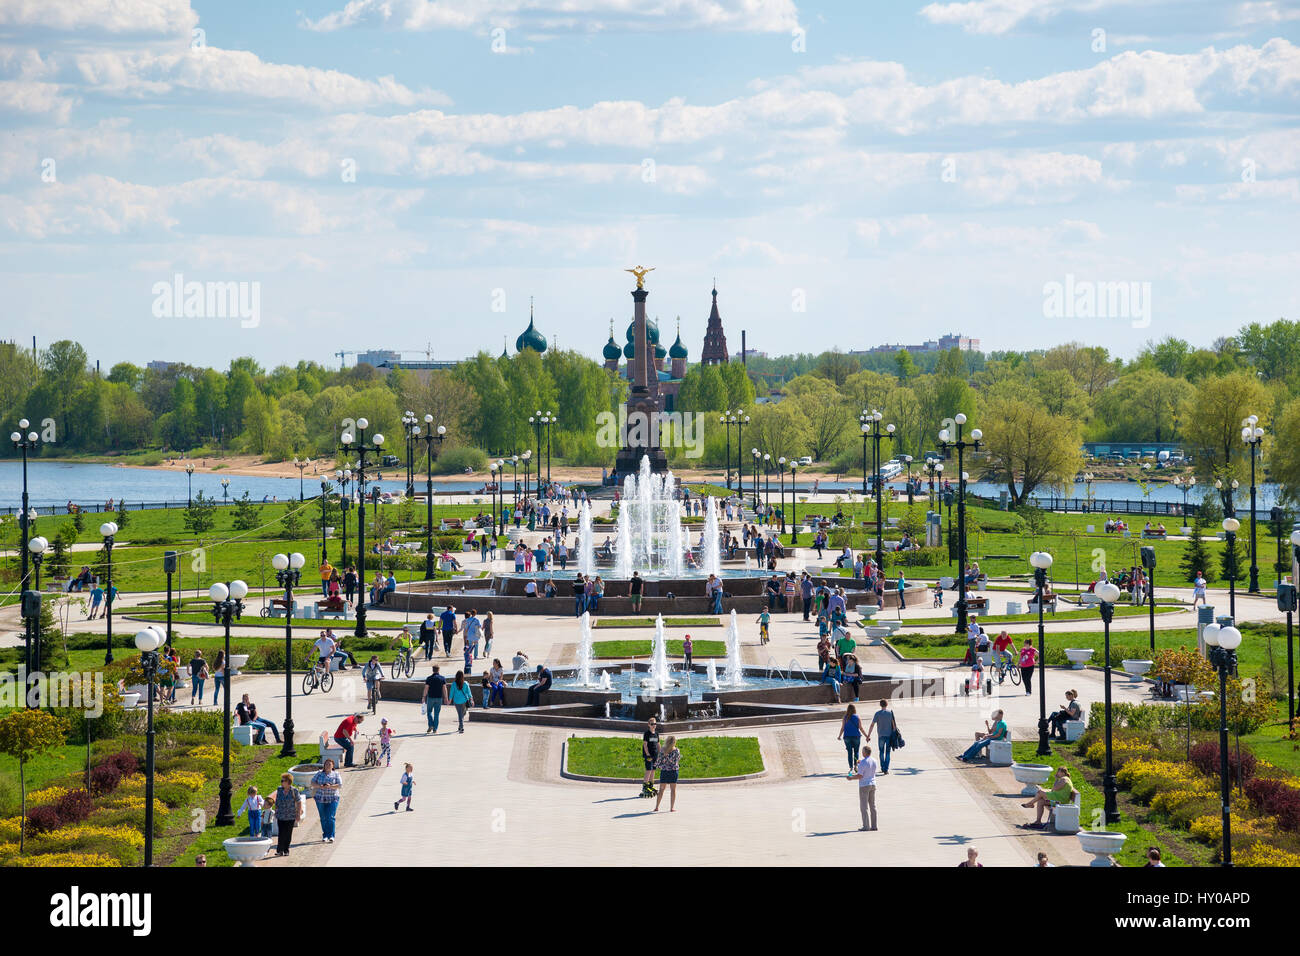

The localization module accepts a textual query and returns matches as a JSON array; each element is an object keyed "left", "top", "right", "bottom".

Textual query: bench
[
  {"left": 1005, "top": 601, "right": 1023, "bottom": 615},
  {"left": 440, "top": 518, "right": 465, "bottom": 530},
  {"left": 1050, "top": 790, "right": 1082, "bottom": 833},
  {"left": 232, "top": 724, "right": 259, "bottom": 746},
  {"left": 1027, "top": 597, "right": 1058, "bottom": 614},
  {"left": 268, "top": 601, "right": 298, "bottom": 618},
  {"left": 1064, "top": 719, "right": 1086, "bottom": 743},
  {"left": 988, "top": 738, "right": 1013, "bottom": 766},
  {"left": 1140, "top": 530, "right": 1168, "bottom": 539},
  {"left": 316, "top": 605, "right": 350, "bottom": 620}
]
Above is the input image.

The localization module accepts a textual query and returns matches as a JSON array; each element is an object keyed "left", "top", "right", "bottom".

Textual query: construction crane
[{"left": 335, "top": 350, "right": 358, "bottom": 368}]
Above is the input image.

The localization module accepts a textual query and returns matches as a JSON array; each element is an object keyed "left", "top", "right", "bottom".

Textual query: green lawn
[
  {"left": 1009, "top": 742, "right": 1206, "bottom": 867},
  {"left": 591, "top": 639, "right": 726, "bottom": 659},
  {"left": 126, "top": 610, "right": 409, "bottom": 631},
  {"left": 901, "top": 605, "right": 1184, "bottom": 627},
  {"left": 566, "top": 735, "right": 763, "bottom": 778},
  {"left": 592, "top": 617, "right": 721, "bottom": 628}
]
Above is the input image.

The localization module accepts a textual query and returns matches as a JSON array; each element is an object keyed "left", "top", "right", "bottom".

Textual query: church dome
[
  {"left": 602, "top": 333, "right": 621, "bottom": 361},
  {"left": 515, "top": 311, "right": 547, "bottom": 353},
  {"left": 625, "top": 317, "right": 660, "bottom": 346},
  {"left": 669, "top": 332, "right": 688, "bottom": 359}
]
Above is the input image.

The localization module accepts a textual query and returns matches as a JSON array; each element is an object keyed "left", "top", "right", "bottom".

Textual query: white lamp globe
[
  {"left": 437, "top": 425, "right": 446, "bottom": 435},
  {"left": 936, "top": 463, "right": 944, "bottom": 472},
  {"left": 101, "top": 522, "right": 117, "bottom": 536},
  {"left": 1242, "top": 427, "right": 1252, "bottom": 442},
  {"left": 1097, "top": 582, "right": 1121, "bottom": 604},
  {"left": 1202, "top": 623, "right": 1221, "bottom": 647},
  {"left": 18, "top": 418, "right": 28, "bottom": 429},
  {"left": 779, "top": 456, "right": 786, "bottom": 465},
  {"left": 424, "top": 413, "right": 433, "bottom": 423},
  {"left": 862, "top": 423, "right": 870, "bottom": 434},
  {"left": 938, "top": 429, "right": 950, "bottom": 443},
  {"left": 134, "top": 626, "right": 164, "bottom": 653},
  {"left": 412, "top": 426, "right": 420, "bottom": 436},
  {"left": 372, "top": 433, "right": 384, "bottom": 446},
  {"left": 290, "top": 552, "right": 305, "bottom": 569},
  {"left": 887, "top": 423, "right": 895, "bottom": 433},
  {"left": 271, "top": 553, "right": 289, "bottom": 571},
  {"left": 1291, "top": 530, "right": 1300, "bottom": 547},
  {"left": 955, "top": 413, "right": 967, "bottom": 425},
  {"left": 1254, "top": 427, "right": 1264, "bottom": 439},
  {"left": 9, "top": 432, "right": 19, "bottom": 442},
  {"left": 971, "top": 428, "right": 983, "bottom": 441},
  {"left": 356, "top": 417, "right": 369, "bottom": 430},
  {"left": 209, "top": 582, "right": 229, "bottom": 602},
  {"left": 1223, "top": 517, "right": 1240, "bottom": 533},
  {"left": 1030, "top": 551, "right": 1054, "bottom": 570},
  {"left": 229, "top": 580, "right": 249, "bottom": 600},
  {"left": 341, "top": 432, "right": 354, "bottom": 445},
  {"left": 1218, "top": 626, "right": 1242, "bottom": 651},
  {"left": 28, "top": 536, "right": 48, "bottom": 554}
]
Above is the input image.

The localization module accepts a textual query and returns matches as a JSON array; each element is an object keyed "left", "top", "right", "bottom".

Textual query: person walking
[
  {"left": 837, "top": 704, "right": 863, "bottom": 772},
  {"left": 1018, "top": 638, "right": 1039, "bottom": 695},
  {"left": 422, "top": 665, "right": 447, "bottom": 733},
  {"left": 653, "top": 736, "right": 680, "bottom": 812},
  {"left": 189, "top": 650, "right": 208, "bottom": 706},
  {"left": 629, "top": 571, "right": 644, "bottom": 613},
  {"left": 868, "top": 699, "right": 898, "bottom": 774},
  {"left": 272, "top": 772, "right": 303, "bottom": 857},
  {"left": 439, "top": 604, "right": 458, "bottom": 657},
  {"left": 847, "top": 743, "right": 879, "bottom": 831},
  {"left": 483, "top": 611, "right": 495, "bottom": 656},
  {"left": 896, "top": 571, "right": 907, "bottom": 609},
  {"left": 311, "top": 758, "right": 343, "bottom": 843},
  {"left": 394, "top": 763, "right": 414, "bottom": 812},
  {"left": 419, "top": 612, "right": 437, "bottom": 660},
  {"left": 211, "top": 650, "right": 226, "bottom": 706},
  {"left": 449, "top": 670, "right": 474, "bottom": 733}
]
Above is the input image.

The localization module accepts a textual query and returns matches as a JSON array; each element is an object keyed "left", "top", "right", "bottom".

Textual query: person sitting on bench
[
  {"left": 525, "top": 664, "right": 552, "bottom": 706},
  {"left": 1048, "top": 690, "right": 1083, "bottom": 739},
  {"left": 236, "top": 693, "right": 282, "bottom": 744},
  {"left": 957, "top": 709, "right": 1007, "bottom": 762},
  {"left": 1021, "top": 766, "right": 1075, "bottom": 828}
]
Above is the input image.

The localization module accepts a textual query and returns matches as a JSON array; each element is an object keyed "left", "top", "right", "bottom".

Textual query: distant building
[
  {"left": 357, "top": 349, "right": 401, "bottom": 368},
  {"left": 147, "top": 360, "right": 178, "bottom": 372},
  {"left": 700, "top": 285, "right": 729, "bottom": 365},
  {"left": 851, "top": 333, "right": 981, "bottom": 355}
]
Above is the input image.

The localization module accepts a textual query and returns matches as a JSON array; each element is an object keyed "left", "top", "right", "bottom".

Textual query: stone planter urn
[
  {"left": 290, "top": 763, "right": 323, "bottom": 795},
  {"left": 1011, "top": 762, "right": 1054, "bottom": 796},
  {"left": 1077, "top": 830, "right": 1127, "bottom": 866},
  {"left": 227, "top": 653, "right": 251, "bottom": 676},
  {"left": 1064, "top": 648, "right": 1094, "bottom": 669},
  {"left": 1122, "top": 659, "right": 1154, "bottom": 682},
  {"left": 126, "top": 684, "right": 149, "bottom": 699},
  {"left": 222, "top": 835, "right": 272, "bottom": 866},
  {"left": 119, "top": 692, "right": 141, "bottom": 709}
]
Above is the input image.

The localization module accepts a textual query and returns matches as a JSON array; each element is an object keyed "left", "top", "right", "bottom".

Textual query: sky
[{"left": 1, "top": 0, "right": 1298, "bottom": 371}]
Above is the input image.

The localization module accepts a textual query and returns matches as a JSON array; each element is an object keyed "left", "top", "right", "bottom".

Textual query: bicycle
[
  {"left": 390, "top": 646, "right": 416, "bottom": 679},
  {"left": 991, "top": 651, "right": 1021, "bottom": 687},
  {"left": 302, "top": 658, "right": 334, "bottom": 695}
]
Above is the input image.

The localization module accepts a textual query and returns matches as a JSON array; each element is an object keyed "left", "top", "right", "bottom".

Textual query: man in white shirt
[
  {"left": 848, "top": 744, "right": 880, "bottom": 831},
  {"left": 313, "top": 632, "right": 336, "bottom": 667}
]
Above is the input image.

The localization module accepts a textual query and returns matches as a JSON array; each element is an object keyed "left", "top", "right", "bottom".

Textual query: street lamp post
[
  {"left": 293, "top": 458, "right": 310, "bottom": 502},
  {"left": 320, "top": 480, "right": 331, "bottom": 562},
  {"left": 1096, "top": 580, "right": 1123, "bottom": 824},
  {"left": 903, "top": 455, "right": 914, "bottom": 505},
  {"left": 720, "top": 413, "right": 734, "bottom": 489},
  {"left": 1031, "top": 551, "right": 1055, "bottom": 756},
  {"left": 529, "top": 414, "right": 542, "bottom": 498},
  {"left": 185, "top": 463, "right": 195, "bottom": 506},
  {"left": 858, "top": 418, "right": 870, "bottom": 497},
  {"left": 209, "top": 578, "right": 248, "bottom": 826},
  {"left": 27, "top": 536, "right": 47, "bottom": 693},
  {"left": 863, "top": 412, "right": 896, "bottom": 576},
  {"left": 937, "top": 414, "right": 982, "bottom": 635},
  {"left": 1202, "top": 621, "right": 1243, "bottom": 866},
  {"left": 402, "top": 411, "right": 419, "bottom": 498},
  {"left": 1242, "top": 417, "right": 1264, "bottom": 593},
  {"left": 416, "top": 417, "right": 447, "bottom": 580},
  {"left": 790, "top": 463, "right": 799, "bottom": 544},
  {"left": 271, "top": 552, "right": 304, "bottom": 758},
  {"left": 101, "top": 521, "right": 119, "bottom": 664},
  {"left": 1223, "top": 517, "right": 1241, "bottom": 619},
  {"left": 762, "top": 453, "right": 771, "bottom": 519},
  {"left": 751, "top": 449, "right": 761, "bottom": 511},
  {"left": 1281, "top": 551, "right": 1299, "bottom": 731},
  {"left": 11, "top": 419, "right": 40, "bottom": 595},
  {"left": 220, "top": 477, "right": 230, "bottom": 503},
  {"left": 777, "top": 457, "right": 788, "bottom": 534},
  {"left": 335, "top": 467, "right": 352, "bottom": 561},
  {"left": 133, "top": 624, "right": 165, "bottom": 866},
  {"left": 339, "top": 419, "right": 385, "bottom": 639}
]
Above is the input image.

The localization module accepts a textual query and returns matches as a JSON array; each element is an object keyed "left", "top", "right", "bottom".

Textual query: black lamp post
[
  {"left": 751, "top": 449, "right": 761, "bottom": 511},
  {"left": 903, "top": 455, "right": 914, "bottom": 505},
  {"left": 271, "top": 552, "right": 304, "bottom": 758},
  {"left": 221, "top": 477, "right": 230, "bottom": 503},
  {"left": 521, "top": 450, "right": 532, "bottom": 514},
  {"left": 490, "top": 461, "right": 501, "bottom": 539},
  {"left": 858, "top": 421, "right": 870, "bottom": 497},
  {"left": 1280, "top": 570, "right": 1298, "bottom": 732},
  {"left": 777, "top": 457, "right": 788, "bottom": 535},
  {"left": 319, "top": 479, "right": 331, "bottom": 562},
  {"left": 937, "top": 414, "right": 981, "bottom": 635},
  {"left": 1223, "top": 517, "right": 1241, "bottom": 619},
  {"left": 1174, "top": 475, "right": 1195, "bottom": 516},
  {"left": 27, "top": 535, "right": 47, "bottom": 695},
  {"left": 10, "top": 418, "right": 40, "bottom": 598},
  {"left": 762, "top": 453, "right": 772, "bottom": 519},
  {"left": 416, "top": 417, "right": 447, "bottom": 580},
  {"left": 1242, "top": 416, "right": 1263, "bottom": 593},
  {"left": 1095, "top": 580, "right": 1122, "bottom": 824},
  {"left": 720, "top": 410, "right": 748, "bottom": 491},
  {"left": 529, "top": 414, "right": 542, "bottom": 498},
  {"left": 789, "top": 463, "right": 799, "bottom": 544},
  {"left": 1030, "top": 550, "right": 1054, "bottom": 756},
  {"left": 531, "top": 410, "right": 554, "bottom": 491},
  {"left": 293, "top": 457, "right": 310, "bottom": 502},
  {"left": 335, "top": 466, "right": 352, "bottom": 560},
  {"left": 402, "top": 411, "right": 419, "bottom": 498},
  {"left": 1202, "top": 621, "right": 1242, "bottom": 866},
  {"left": 209, "top": 578, "right": 248, "bottom": 827},
  {"left": 860, "top": 411, "right": 896, "bottom": 577},
  {"left": 185, "top": 463, "right": 195, "bottom": 506},
  {"left": 339, "top": 419, "right": 385, "bottom": 639},
  {"left": 100, "top": 521, "right": 119, "bottom": 664},
  {"left": 133, "top": 624, "right": 165, "bottom": 866}
]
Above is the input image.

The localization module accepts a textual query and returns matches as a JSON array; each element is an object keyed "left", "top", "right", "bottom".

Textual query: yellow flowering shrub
[
  {"left": 1189, "top": 814, "right": 1276, "bottom": 847},
  {"left": 1238, "top": 843, "right": 1300, "bottom": 867},
  {"left": 1, "top": 850, "right": 121, "bottom": 867},
  {"left": 1115, "top": 758, "right": 1199, "bottom": 802},
  {"left": 26, "top": 786, "right": 70, "bottom": 806},
  {"left": 0, "top": 817, "right": 24, "bottom": 843},
  {"left": 160, "top": 770, "right": 207, "bottom": 790},
  {"left": 1086, "top": 738, "right": 1157, "bottom": 770},
  {"left": 185, "top": 745, "right": 223, "bottom": 762},
  {"left": 99, "top": 795, "right": 170, "bottom": 816},
  {"left": 1151, "top": 787, "right": 1217, "bottom": 815}
]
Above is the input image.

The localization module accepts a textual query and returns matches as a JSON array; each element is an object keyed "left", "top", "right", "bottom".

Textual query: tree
[
  {"left": 0, "top": 709, "right": 69, "bottom": 852},
  {"left": 784, "top": 376, "right": 849, "bottom": 460},
  {"left": 1095, "top": 368, "right": 1191, "bottom": 443},
  {"left": 1264, "top": 395, "right": 1300, "bottom": 507},
  {"left": 183, "top": 492, "right": 217, "bottom": 537},
  {"left": 280, "top": 504, "right": 306, "bottom": 539},
  {"left": 1181, "top": 371, "right": 1271, "bottom": 485},
  {"left": 977, "top": 393, "right": 1082, "bottom": 507},
  {"left": 894, "top": 349, "right": 917, "bottom": 382},
  {"left": 231, "top": 491, "right": 262, "bottom": 532},
  {"left": 1180, "top": 519, "right": 1211, "bottom": 583},
  {"left": 814, "top": 349, "right": 857, "bottom": 387}
]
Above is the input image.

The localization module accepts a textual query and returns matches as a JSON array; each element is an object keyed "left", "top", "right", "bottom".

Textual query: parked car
[
  {"left": 381, "top": 454, "right": 401, "bottom": 467},
  {"left": 797, "top": 456, "right": 813, "bottom": 466}
]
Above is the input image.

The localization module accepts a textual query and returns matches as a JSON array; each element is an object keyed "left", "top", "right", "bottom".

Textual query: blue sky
[{"left": 2, "top": 0, "right": 1298, "bottom": 370}]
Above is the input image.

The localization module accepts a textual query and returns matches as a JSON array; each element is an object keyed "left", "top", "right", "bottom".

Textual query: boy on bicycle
[
  {"left": 756, "top": 608, "right": 771, "bottom": 645},
  {"left": 362, "top": 655, "right": 384, "bottom": 711}
]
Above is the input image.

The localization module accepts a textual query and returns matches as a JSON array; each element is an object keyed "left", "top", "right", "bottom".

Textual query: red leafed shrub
[
  {"left": 25, "top": 804, "right": 63, "bottom": 834},
  {"left": 87, "top": 763, "right": 122, "bottom": 795},
  {"left": 1244, "top": 777, "right": 1300, "bottom": 831},
  {"left": 54, "top": 788, "right": 94, "bottom": 825},
  {"left": 101, "top": 749, "right": 139, "bottom": 778},
  {"left": 1189, "top": 741, "right": 1256, "bottom": 781}
]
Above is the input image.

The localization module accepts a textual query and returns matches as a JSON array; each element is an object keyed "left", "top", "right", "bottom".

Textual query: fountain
[
  {"left": 724, "top": 608, "right": 745, "bottom": 688},
  {"left": 702, "top": 495, "right": 721, "bottom": 577},
  {"left": 647, "top": 613, "right": 670, "bottom": 692},
  {"left": 615, "top": 455, "right": 686, "bottom": 577},
  {"left": 576, "top": 611, "right": 595, "bottom": 686},
  {"left": 577, "top": 501, "right": 595, "bottom": 576},
  {"left": 598, "top": 671, "right": 612, "bottom": 692},
  {"left": 706, "top": 658, "right": 719, "bottom": 689}
]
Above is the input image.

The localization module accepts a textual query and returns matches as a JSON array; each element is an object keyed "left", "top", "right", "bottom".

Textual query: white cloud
[
  {"left": 304, "top": 0, "right": 800, "bottom": 34},
  {"left": 0, "top": 0, "right": 197, "bottom": 39}
]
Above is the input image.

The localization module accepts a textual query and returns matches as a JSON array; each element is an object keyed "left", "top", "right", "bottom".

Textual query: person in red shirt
[
  {"left": 333, "top": 713, "right": 365, "bottom": 767},
  {"left": 992, "top": 630, "right": 1016, "bottom": 673}
]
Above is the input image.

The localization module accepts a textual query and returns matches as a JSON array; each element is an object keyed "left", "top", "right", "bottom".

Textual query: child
[
  {"left": 756, "top": 608, "right": 771, "bottom": 645},
  {"left": 394, "top": 763, "right": 414, "bottom": 812},
  {"left": 968, "top": 654, "right": 985, "bottom": 695},
  {"left": 378, "top": 717, "right": 395, "bottom": 767},
  {"left": 682, "top": 634, "right": 693, "bottom": 669},
  {"left": 235, "top": 785, "right": 264, "bottom": 838},
  {"left": 932, "top": 581, "right": 943, "bottom": 608}
]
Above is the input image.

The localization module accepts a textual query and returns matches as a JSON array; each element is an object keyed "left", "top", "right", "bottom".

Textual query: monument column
[{"left": 615, "top": 268, "right": 668, "bottom": 477}]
